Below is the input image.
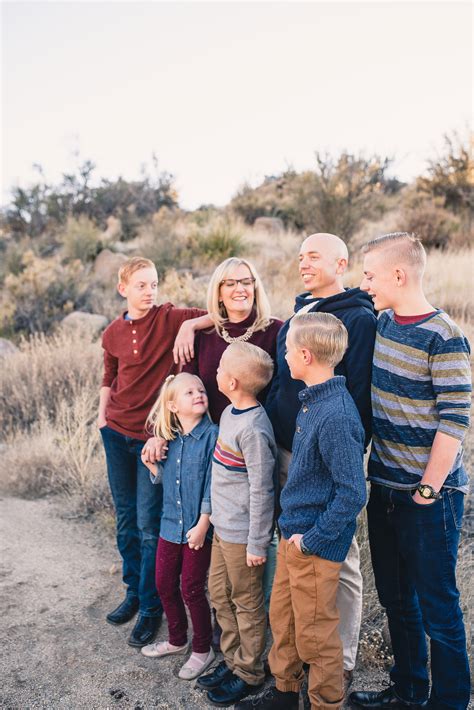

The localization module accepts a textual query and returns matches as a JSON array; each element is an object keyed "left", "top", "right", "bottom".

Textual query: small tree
[
  {"left": 307, "top": 151, "right": 396, "bottom": 238},
  {"left": 417, "top": 132, "right": 473, "bottom": 213}
]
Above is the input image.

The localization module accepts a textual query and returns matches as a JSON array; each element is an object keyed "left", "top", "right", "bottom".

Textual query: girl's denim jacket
[{"left": 151, "top": 417, "right": 218, "bottom": 544}]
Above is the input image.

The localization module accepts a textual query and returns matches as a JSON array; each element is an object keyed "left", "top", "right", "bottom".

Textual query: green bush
[
  {"left": 60, "top": 216, "right": 102, "bottom": 263},
  {"left": 231, "top": 152, "right": 401, "bottom": 240},
  {"left": 193, "top": 219, "right": 243, "bottom": 263},
  {"left": 398, "top": 197, "right": 460, "bottom": 249},
  {"left": 0, "top": 251, "right": 91, "bottom": 335}
]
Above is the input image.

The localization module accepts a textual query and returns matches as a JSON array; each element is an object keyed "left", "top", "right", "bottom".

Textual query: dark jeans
[
  {"left": 100, "top": 425, "right": 163, "bottom": 617},
  {"left": 367, "top": 484, "right": 470, "bottom": 710},
  {"left": 156, "top": 537, "right": 212, "bottom": 653}
]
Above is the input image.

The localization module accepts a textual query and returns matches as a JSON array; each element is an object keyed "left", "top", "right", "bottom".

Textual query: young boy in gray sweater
[{"left": 196, "top": 342, "right": 277, "bottom": 708}]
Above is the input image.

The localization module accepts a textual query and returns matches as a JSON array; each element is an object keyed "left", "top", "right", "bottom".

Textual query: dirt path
[{"left": 0, "top": 495, "right": 386, "bottom": 710}]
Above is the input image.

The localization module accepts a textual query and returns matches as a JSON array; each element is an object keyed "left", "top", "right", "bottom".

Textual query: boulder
[
  {"left": 0, "top": 338, "right": 19, "bottom": 358},
  {"left": 253, "top": 216, "right": 284, "bottom": 234},
  {"left": 93, "top": 249, "right": 128, "bottom": 284},
  {"left": 61, "top": 311, "right": 108, "bottom": 335}
]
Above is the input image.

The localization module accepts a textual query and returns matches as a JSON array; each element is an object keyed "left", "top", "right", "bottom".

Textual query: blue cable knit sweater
[{"left": 278, "top": 376, "right": 367, "bottom": 562}]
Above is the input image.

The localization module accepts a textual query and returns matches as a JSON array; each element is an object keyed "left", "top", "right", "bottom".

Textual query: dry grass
[{"left": 0, "top": 330, "right": 110, "bottom": 513}]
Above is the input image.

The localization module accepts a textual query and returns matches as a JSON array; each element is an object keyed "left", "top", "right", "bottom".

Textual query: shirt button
[
  {"left": 296, "top": 426, "right": 302, "bottom": 433},
  {"left": 302, "top": 406, "right": 308, "bottom": 413},
  {"left": 179, "top": 520, "right": 182, "bottom": 524},
  {"left": 133, "top": 349, "right": 138, "bottom": 354},
  {"left": 132, "top": 339, "right": 137, "bottom": 344},
  {"left": 129, "top": 321, "right": 133, "bottom": 325},
  {"left": 177, "top": 459, "right": 180, "bottom": 463},
  {"left": 132, "top": 330, "right": 136, "bottom": 334},
  {"left": 177, "top": 500, "right": 181, "bottom": 505},
  {"left": 176, "top": 479, "right": 179, "bottom": 484}
]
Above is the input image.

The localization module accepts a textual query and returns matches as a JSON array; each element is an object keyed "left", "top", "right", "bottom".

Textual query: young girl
[{"left": 140, "top": 373, "right": 218, "bottom": 680}]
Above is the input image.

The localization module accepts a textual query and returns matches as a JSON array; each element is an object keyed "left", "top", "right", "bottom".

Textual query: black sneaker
[
  {"left": 195, "top": 660, "right": 233, "bottom": 690},
  {"left": 235, "top": 685, "right": 299, "bottom": 709}
]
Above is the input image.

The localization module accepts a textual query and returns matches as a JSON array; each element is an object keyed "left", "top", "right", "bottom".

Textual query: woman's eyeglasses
[{"left": 220, "top": 278, "right": 256, "bottom": 288}]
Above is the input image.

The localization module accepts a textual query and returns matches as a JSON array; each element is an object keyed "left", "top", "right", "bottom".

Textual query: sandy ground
[{"left": 0, "top": 495, "right": 392, "bottom": 709}]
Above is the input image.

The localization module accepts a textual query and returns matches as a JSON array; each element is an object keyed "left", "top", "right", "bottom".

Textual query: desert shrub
[
  {"left": 191, "top": 217, "right": 244, "bottom": 264},
  {"left": 3, "top": 157, "right": 178, "bottom": 240},
  {"left": 398, "top": 197, "right": 460, "bottom": 249},
  {"left": 158, "top": 269, "right": 208, "bottom": 309},
  {"left": 231, "top": 152, "right": 400, "bottom": 240},
  {"left": 140, "top": 211, "right": 244, "bottom": 276},
  {"left": 0, "top": 251, "right": 93, "bottom": 335},
  {"left": 59, "top": 215, "right": 103, "bottom": 263},
  {"left": 139, "top": 207, "right": 191, "bottom": 275},
  {"left": 0, "top": 234, "right": 33, "bottom": 283},
  {"left": 417, "top": 132, "right": 473, "bottom": 214},
  {"left": 0, "top": 329, "right": 102, "bottom": 434}
]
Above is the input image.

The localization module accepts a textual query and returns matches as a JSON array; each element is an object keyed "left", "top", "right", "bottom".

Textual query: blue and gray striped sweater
[{"left": 368, "top": 309, "right": 471, "bottom": 491}]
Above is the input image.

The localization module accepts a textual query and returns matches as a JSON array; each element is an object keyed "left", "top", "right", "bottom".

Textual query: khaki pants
[
  {"left": 269, "top": 538, "right": 344, "bottom": 710},
  {"left": 208, "top": 533, "right": 266, "bottom": 685},
  {"left": 278, "top": 446, "right": 363, "bottom": 671}
]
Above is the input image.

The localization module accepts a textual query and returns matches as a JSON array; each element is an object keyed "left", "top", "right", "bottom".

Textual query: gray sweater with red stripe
[{"left": 210, "top": 404, "right": 277, "bottom": 557}]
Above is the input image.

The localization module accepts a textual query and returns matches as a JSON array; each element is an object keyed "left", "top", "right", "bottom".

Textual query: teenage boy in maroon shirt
[{"left": 98, "top": 257, "right": 211, "bottom": 647}]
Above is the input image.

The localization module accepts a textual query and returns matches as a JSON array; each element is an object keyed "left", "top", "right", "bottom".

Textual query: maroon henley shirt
[{"left": 101, "top": 303, "right": 205, "bottom": 440}]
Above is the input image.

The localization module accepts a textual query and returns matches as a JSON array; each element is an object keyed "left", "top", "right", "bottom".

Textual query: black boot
[
  {"left": 349, "top": 686, "right": 428, "bottom": 709},
  {"left": 106, "top": 596, "right": 139, "bottom": 625},
  {"left": 235, "top": 686, "right": 299, "bottom": 709},
  {"left": 127, "top": 614, "right": 162, "bottom": 647}
]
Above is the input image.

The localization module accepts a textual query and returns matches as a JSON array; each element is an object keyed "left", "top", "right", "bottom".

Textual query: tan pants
[
  {"left": 208, "top": 533, "right": 266, "bottom": 685},
  {"left": 269, "top": 538, "right": 344, "bottom": 710},
  {"left": 278, "top": 446, "right": 363, "bottom": 671}
]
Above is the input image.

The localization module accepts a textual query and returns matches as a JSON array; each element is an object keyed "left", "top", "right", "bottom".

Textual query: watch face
[{"left": 420, "top": 486, "right": 431, "bottom": 498}]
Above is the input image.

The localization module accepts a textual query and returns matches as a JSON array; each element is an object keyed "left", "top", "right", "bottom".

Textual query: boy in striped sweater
[{"left": 350, "top": 233, "right": 471, "bottom": 710}]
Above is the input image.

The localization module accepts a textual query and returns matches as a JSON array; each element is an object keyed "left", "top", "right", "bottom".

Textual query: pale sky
[{"left": 1, "top": 1, "right": 472, "bottom": 210}]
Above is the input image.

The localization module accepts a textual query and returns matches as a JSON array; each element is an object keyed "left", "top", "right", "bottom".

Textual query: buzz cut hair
[
  {"left": 223, "top": 341, "right": 274, "bottom": 396},
  {"left": 362, "top": 232, "right": 427, "bottom": 276},
  {"left": 118, "top": 256, "right": 156, "bottom": 284},
  {"left": 289, "top": 312, "right": 348, "bottom": 368}
]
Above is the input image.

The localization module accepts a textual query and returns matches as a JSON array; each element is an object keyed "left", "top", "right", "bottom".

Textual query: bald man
[{"left": 265, "top": 233, "right": 377, "bottom": 691}]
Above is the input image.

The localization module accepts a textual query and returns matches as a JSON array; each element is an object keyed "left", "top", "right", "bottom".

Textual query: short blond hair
[
  {"left": 118, "top": 256, "right": 156, "bottom": 284},
  {"left": 222, "top": 341, "right": 274, "bottom": 396},
  {"left": 289, "top": 312, "right": 348, "bottom": 368},
  {"left": 362, "top": 232, "right": 426, "bottom": 276},
  {"left": 207, "top": 257, "right": 272, "bottom": 333},
  {"left": 146, "top": 373, "right": 209, "bottom": 440}
]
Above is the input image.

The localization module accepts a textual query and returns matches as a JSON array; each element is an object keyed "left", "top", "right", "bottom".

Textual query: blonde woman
[{"left": 180, "top": 257, "right": 282, "bottom": 422}]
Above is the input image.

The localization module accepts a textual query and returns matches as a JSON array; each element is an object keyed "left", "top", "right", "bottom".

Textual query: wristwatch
[
  {"left": 299, "top": 538, "right": 313, "bottom": 556},
  {"left": 417, "top": 484, "right": 441, "bottom": 500}
]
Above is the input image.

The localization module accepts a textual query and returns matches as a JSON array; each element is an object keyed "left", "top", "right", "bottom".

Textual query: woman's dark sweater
[{"left": 183, "top": 311, "right": 283, "bottom": 423}]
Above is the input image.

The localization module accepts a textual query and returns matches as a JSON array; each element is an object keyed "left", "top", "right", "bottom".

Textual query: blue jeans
[
  {"left": 367, "top": 484, "right": 470, "bottom": 710},
  {"left": 100, "top": 425, "right": 163, "bottom": 617}
]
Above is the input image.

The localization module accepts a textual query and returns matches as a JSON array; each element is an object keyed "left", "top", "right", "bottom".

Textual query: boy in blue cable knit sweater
[{"left": 237, "top": 312, "right": 367, "bottom": 710}]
